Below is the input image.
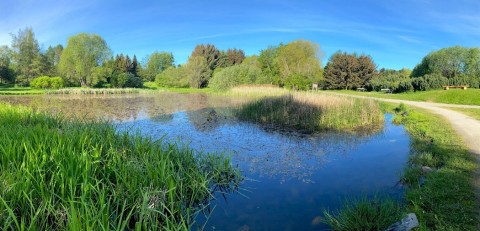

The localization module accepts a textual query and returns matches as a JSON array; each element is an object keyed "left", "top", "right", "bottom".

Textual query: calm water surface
[{"left": 0, "top": 93, "right": 410, "bottom": 230}]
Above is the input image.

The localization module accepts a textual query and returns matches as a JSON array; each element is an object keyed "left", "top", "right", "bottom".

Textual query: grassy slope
[
  {"left": 390, "top": 104, "right": 479, "bottom": 230},
  {"left": 0, "top": 103, "right": 241, "bottom": 230},
  {"left": 332, "top": 89, "right": 480, "bottom": 105}
]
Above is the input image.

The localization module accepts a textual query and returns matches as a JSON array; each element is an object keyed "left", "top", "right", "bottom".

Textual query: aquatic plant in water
[
  {"left": 236, "top": 92, "right": 384, "bottom": 132},
  {"left": 0, "top": 103, "right": 241, "bottom": 230}
]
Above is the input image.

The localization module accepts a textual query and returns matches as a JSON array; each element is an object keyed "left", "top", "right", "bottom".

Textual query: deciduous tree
[
  {"left": 186, "top": 56, "right": 211, "bottom": 88},
  {"left": 58, "top": 33, "right": 111, "bottom": 86},
  {"left": 143, "top": 52, "right": 174, "bottom": 81}
]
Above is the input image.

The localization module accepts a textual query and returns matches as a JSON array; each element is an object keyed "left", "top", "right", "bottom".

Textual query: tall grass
[
  {"left": 226, "top": 85, "right": 290, "bottom": 98},
  {"left": 236, "top": 91, "right": 384, "bottom": 132},
  {"left": 0, "top": 103, "right": 241, "bottom": 230},
  {"left": 322, "top": 196, "right": 403, "bottom": 230}
]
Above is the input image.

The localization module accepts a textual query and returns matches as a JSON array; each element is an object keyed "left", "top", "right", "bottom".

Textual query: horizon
[{"left": 1, "top": 0, "right": 479, "bottom": 69}]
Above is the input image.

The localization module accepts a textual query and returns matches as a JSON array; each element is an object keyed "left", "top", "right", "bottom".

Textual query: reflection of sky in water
[
  {"left": 1, "top": 94, "right": 410, "bottom": 230},
  {"left": 120, "top": 112, "right": 410, "bottom": 231}
]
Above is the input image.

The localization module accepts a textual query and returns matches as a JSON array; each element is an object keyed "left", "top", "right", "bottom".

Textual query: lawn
[
  {"left": 0, "top": 85, "right": 46, "bottom": 95},
  {"left": 331, "top": 89, "right": 480, "bottom": 106}
]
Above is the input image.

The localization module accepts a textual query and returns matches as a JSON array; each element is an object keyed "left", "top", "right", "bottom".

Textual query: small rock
[
  {"left": 421, "top": 166, "right": 433, "bottom": 173},
  {"left": 385, "top": 213, "right": 419, "bottom": 231}
]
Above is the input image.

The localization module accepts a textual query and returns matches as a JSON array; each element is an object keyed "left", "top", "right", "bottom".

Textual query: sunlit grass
[
  {"left": 236, "top": 88, "right": 384, "bottom": 132},
  {"left": 330, "top": 89, "right": 480, "bottom": 106},
  {"left": 0, "top": 103, "right": 241, "bottom": 230},
  {"left": 322, "top": 196, "right": 403, "bottom": 230},
  {"left": 392, "top": 104, "right": 479, "bottom": 230}
]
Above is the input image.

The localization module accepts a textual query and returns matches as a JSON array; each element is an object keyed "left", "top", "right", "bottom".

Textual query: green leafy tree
[
  {"left": 324, "top": 51, "right": 377, "bottom": 90},
  {"left": 186, "top": 56, "right": 211, "bottom": 88},
  {"left": 143, "top": 52, "right": 174, "bottom": 81},
  {"left": 368, "top": 69, "right": 413, "bottom": 93},
  {"left": 10, "top": 27, "right": 41, "bottom": 85},
  {"left": 44, "top": 45, "right": 63, "bottom": 76},
  {"left": 276, "top": 39, "right": 323, "bottom": 89},
  {"left": 0, "top": 45, "right": 15, "bottom": 83},
  {"left": 258, "top": 45, "right": 281, "bottom": 85},
  {"left": 412, "top": 46, "right": 480, "bottom": 79},
  {"left": 58, "top": 33, "right": 111, "bottom": 86}
]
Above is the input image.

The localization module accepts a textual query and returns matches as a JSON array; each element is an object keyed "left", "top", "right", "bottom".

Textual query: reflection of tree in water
[
  {"left": 185, "top": 108, "right": 235, "bottom": 132},
  {"left": 230, "top": 128, "right": 381, "bottom": 184}
]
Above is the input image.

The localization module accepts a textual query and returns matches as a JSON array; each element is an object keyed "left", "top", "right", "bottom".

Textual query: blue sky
[{"left": 1, "top": 0, "right": 479, "bottom": 69}]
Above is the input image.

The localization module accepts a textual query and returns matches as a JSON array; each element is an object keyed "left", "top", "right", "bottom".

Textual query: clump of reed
[
  {"left": 227, "top": 85, "right": 290, "bottom": 98},
  {"left": 322, "top": 196, "right": 404, "bottom": 230},
  {"left": 0, "top": 103, "right": 241, "bottom": 230},
  {"left": 47, "top": 88, "right": 141, "bottom": 95},
  {"left": 236, "top": 92, "right": 384, "bottom": 132}
]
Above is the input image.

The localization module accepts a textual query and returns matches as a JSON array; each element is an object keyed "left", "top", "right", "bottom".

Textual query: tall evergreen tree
[
  {"left": 10, "top": 27, "right": 41, "bottom": 84},
  {"left": 130, "top": 55, "right": 139, "bottom": 76}
]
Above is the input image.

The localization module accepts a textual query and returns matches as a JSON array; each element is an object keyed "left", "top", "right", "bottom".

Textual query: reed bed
[
  {"left": 0, "top": 103, "right": 241, "bottom": 230},
  {"left": 47, "top": 88, "right": 141, "bottom": 95},
  {"left": 226, "top": 85, "right": 290, "bottom": 98},
  {"left": 236, "top": 91, "right": 384, "bottom": 132}
]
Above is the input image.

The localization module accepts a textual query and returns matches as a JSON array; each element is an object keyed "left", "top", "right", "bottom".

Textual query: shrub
[
  {"left": 411, "top": 73, "right": 448, "bottom": 91},
  {"left": 209, "top": 64, "right": 262, "bottom": 90},
  {"left": 367, "top": 72, "right": 412, "bottom": 93},
  {"left": 124, "top": 75, "right": 143, "bottom": 88},
  {"left": 30, "top": 76, "right": 64, "bottom": 89},
  {"left": 50, "top": 77, "right": 64, "bottom": 89},
  {"left": 155, "top": 66, "right": 189, "bottom": 88}
]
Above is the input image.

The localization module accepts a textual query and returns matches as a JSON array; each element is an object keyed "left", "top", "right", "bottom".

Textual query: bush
[
  {"left": 367, "top": 72, "right": 412, "bottom": 93},
  {"left": 30, "top": 76, "right": 64, "bottom": 89},
  {"left": 124, "top": 75, "right": 143, "bottom": 88},
  {"left": 155, "top": 66, "right": 189, "bottom": 88},
  {"left": 412, "top": 73, "right": 448, "bottom": 91},
  {"left": 209, "top": 64, "right": 262, "bottom": 90},
  {"left": 50, "top": 77, "right": 64, "bottom": 89}
]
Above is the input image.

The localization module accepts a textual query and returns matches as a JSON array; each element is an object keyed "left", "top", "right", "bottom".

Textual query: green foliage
[
  {"left": 111, "top": 72, "right": 142, "bottom": 88},
  {"left": 322, "top": 196, "right": 403, "bottom": 231},
  {"left": 143, "top": 52, "right": 175, "bottom": 81},
  {"left": 0, "top": 103, "right": 241, "bottom": 230},
  {"left": 0, "top": 46, "right": 15, "bottom": 83},
  {"left": 368, "top": 69, "right": 413, "bottom": 93},
  {"left": 191, "top": 44, "right": 221, "bottom": 71},
  {"left": 209, "top": 62, "right": 262, "bottom": 90},
  {"left": 155, "top": 66, "right": 189, "bottom": 88},
  {"left": 411, "top": 73, "right": 448, "bottom": 91},
  {"left": 10, "top": 27, "right": 41, "bottom": 84},
  {"left": 30, "top": 76, "right": 64, "bottom": 89},
  {"left": 258, "top": 45, "right": 281, "bottom": 85},
  {"left": 58, "top": 33, "right": 112, "bottom": 87},
  {"left": 412, "top": 46, "right": 480, "bottom": 79},
  {"left": 324, "top": 51, "right": 377, "bottom": 90},
  {"left": 186, "top": 56, "right": 212, "bottom": 88},
  {"left": 394, "top": 108, "right": 479, "bottom": 230},
  {"left": 276, "top": 39, "right": 323, "bottom": 89}
]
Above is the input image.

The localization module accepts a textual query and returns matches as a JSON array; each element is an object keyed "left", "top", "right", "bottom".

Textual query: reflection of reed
[
  {"left": 0, "top": 93, "right": 248, "bottom": 122},
  {"left": 231, "top": 128, "right": 379, "bottom": 183}
]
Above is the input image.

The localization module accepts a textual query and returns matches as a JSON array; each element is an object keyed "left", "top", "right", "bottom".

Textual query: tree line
[{"left": 1, "top": 27, "right": 479, "bottom": 92}]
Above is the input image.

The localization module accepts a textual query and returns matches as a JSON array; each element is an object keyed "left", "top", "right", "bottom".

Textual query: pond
[{"left": 0, "top": 93, "right": 410, "bottom": 230}]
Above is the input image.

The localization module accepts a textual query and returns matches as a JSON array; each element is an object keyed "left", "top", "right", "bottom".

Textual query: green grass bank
[
  {"left": 332, "top": 89, "right": 480, "bottom": 106},
  {"left": 393, "top": 104, "right": 478, "bottom": 230},
  {"left": 0, "top": 103, "right": 241, "bottom": 230}
]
